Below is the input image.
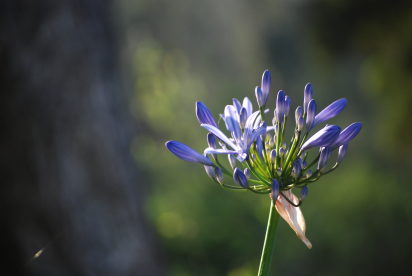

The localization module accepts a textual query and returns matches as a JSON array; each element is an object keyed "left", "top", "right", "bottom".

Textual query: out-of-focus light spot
[{"left": 33, "top": 248, "right": 44, "bottom": 259}]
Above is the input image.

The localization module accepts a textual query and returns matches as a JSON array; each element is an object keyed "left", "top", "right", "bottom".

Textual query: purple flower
[
  {"left": 204, "top": 165, "right": 216, "bottom": 179},
  {"left": 232, "top": 98, "right": 242, "bottom": 113},
  {"left": 295, "top": 106, "right": 303, "bottom": 122},
  {"left": 242, "top": 97, "right": 253, "bottom": 117},
  {"left": 317, "top": 147, "right": 331, "bottom": 171},
  {"left": 256, "top": 136, "right": 264, "bottom": 159},
  {"left": 337, "top": 144, "right": 348, "bottom": 163},
  {"left": 301, "top": 125, "right": 341, "bottom": 152},
  {"left": 215, "top": 167, "right": 224, "bottom": 183},
  {"left": 166, "top": 140, "right": 214, "bottom": 166},
  {"left": 276, "top": 90, "right": 286, "bottom": 123},
  {"left": 261, "top": 69, "right": 271, "bottom": 105},
  {"left": 196, "top": 101, "right": 217, "bottom": 127},
  {"left": 303, "top": 83, "right": 313, "bottom": 113},
  {"left": 313, "top": 98, "right": 347, "bottom": 127},
  {"left": 240, "top": 107, "right": 248, "bottom": 129},
  {"left": 204, "top": 165, "right": 223, "bottom": 184},
  {"left": 271, "top": 179, "right": 280, "bottom": 200},
  {"left": 300, "top": 186, "right": 308, "bottom": 200},
  {"left": 255, "top": 86, "right": 265, "bottom": 107},
  {"left": 165, "top": 71, "right": 362, "bottom": 250},
  {"left": 228, "top": 154, "right": 237, "bottom": 169},
  {"left": 291, "top": 160, "right": 301, "bottom": 178},
  {"left": 331, "top": 122, "right": 362, "bottom": 148},
  {"left": 207, "top": 133, "right": 218, "bottom": 149},
  {"left": 284, "top": 96, "right": 291, "bottom": 117},
  {"left": 233, "top": 168, "right": 248, "bottom": 188},
  {"left": 295, "top": 106, "right": 305, "bottom": 131},
  {"left": 224, "top": 105, "right": 242, "bottom": 140},
  {"left": 201, "top": 115, "right": 266, "bottom": 162},
  {"left": 305, "top": 100, "right": 317, "bottom": 130}
]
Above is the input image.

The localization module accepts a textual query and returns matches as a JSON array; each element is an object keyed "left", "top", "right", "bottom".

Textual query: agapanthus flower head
[{"left": 166, "top": 70, "right": 362, "bottom": 248}]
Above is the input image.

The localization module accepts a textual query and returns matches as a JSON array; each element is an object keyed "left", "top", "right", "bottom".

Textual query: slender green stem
[{"left": 258, "top": 200, "right": 280, "bottom": 276}]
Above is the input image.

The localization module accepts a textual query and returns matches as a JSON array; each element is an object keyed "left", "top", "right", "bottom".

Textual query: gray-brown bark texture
[{"left": 0, "top": 1, "right": 162, "bottom": 275}]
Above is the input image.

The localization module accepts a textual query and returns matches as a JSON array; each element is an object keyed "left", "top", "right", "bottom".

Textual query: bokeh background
[{"left": 2, "top": 0, "right": 412, "bottom": 275}]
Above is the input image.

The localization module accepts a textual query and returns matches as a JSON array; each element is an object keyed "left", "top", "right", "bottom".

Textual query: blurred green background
[{"left": 122, "top": 0, "right": 412, "bottom": 275}]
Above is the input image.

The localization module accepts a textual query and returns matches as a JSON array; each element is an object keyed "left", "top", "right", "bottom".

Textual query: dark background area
[{"left": 1, "top": 0, "right": 411, "bottom": 275}]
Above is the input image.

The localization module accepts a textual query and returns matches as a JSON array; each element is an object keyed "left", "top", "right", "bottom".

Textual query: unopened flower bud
[
  {"left": 297, "top": 117, "right": 305, "bottom": 131},
  {"left": 233, "top": 168, "right": 249, "bottom": 188},
  {"left": 255, "top": 86, "right": 265, "bottom": 107},
  {"left": 260, "top": 122, "right": 267, "bottom": 142},
  {"left": 196, "top": 101, "right": 217, "bottom": 127},
  {"left": 284, "top": 96, "right": 291, "bottom": 117},
  {"left": 318, "top": 147, "right": 331, "bottom": 171},
  {"left": 207, "top": 133, "right": 218, "bottom": 149},
  {"left": 301, "top": 125, "right": 341, "bottom": 152},
  {"left": 166, "top": 141, "right": 214, "bottom": 166},
  {"left": 306, "top": 169, "right": 313, "bottom": 178},
  {"left": 300, "top": 186, "right": 308, "bottom": 200},
  {"left": 303, "top": 83, "right": 313, "bottom": 114},
  {"left": 291, "top": 160, "right": 301, "bottom": 178},
  {"left": 306, "top": 99, "right": 316, "bottom": 130},
  {"left": 270, "top": 149, "right": 277, "bottom": 162},
  {"left": 256, "top": 136, "right": 264, "bottom": 159},
  {"left": 215, "top": 167, "right": 224, "bottom": 184},
  {"left": 239, "top": 107, "right": 248, "bottom": 129},
  {"left": 295, "top": 106, "right": 303, "bottom": 121},
  {"left": 337, "top": 144, "right": 348, "bottom": 163},
  {"left": 205, "top": 165, "right": 223, "bottom": 184},
  {"left": 261, "top": 70, "right": 271, "bottom": 105},
  {"left": 228, "top": 154, "right": 237, "bottom": 169},
  {"left": 276, "top": 90, "right": 286, "bottom": 124},
  {"left": 314, "top": 98, "right": 347, "bottom": 127},
  {"left": 331, "top": 122, "right": 362, "bottom": 148},
  {"left": 271, "top": 179, "right": 280, "bottom": 201},
  {"left": 232, "top": 98, "right": 242, "bottom": 113},
  {"left": 302, "top": 160, "right": 307, "bottom": 169},
  {"left": 204, "top": 165, "right": 215, "bottom": 179}
]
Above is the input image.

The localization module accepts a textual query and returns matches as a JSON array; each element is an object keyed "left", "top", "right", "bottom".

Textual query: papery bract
[{"left": 275, "top": 190, "right": 312, "bottom": 249}]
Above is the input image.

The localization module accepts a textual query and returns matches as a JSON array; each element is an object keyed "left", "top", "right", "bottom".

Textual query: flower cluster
[{"left": 165, "top": 70, "right": 361, "bottom": 248}]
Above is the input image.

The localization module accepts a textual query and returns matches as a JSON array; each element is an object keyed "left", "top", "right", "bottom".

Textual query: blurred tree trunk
[{"left": 0, "top": 1, "right": 162, "bottom": 275}]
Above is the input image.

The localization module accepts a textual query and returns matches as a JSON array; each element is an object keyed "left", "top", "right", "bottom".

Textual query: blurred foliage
[
  {"left": 308, "top": 0, "right": 412, "bottom": 158},
  {"left": 123, "top": 0, "right": 412, "bottom": 275}
]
